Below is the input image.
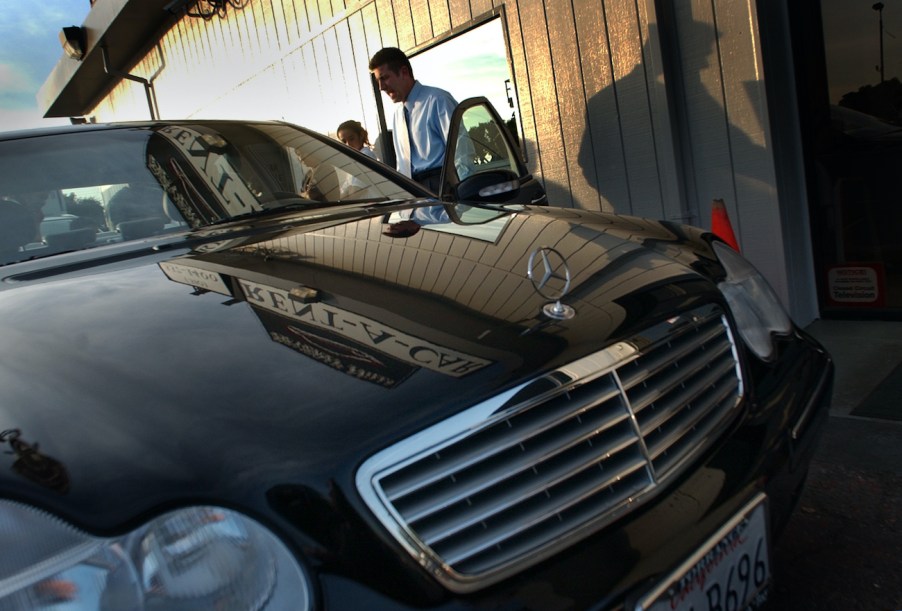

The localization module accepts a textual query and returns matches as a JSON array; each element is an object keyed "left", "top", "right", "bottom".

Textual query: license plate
[{"left": 636, "top": 493, "right": 771, "bottom": 611}]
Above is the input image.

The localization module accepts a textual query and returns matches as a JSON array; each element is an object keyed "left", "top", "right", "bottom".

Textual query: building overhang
[{"left": 38, "top": 0, "right": 179, "bottom": 118}]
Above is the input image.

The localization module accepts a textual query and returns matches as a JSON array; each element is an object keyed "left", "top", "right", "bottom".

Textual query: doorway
[
  {"left": 794, "top": 1, "right": 902, "bottom": 318},
  {"left": 373, "top": 16, "right": 524, "bottom": 169}
]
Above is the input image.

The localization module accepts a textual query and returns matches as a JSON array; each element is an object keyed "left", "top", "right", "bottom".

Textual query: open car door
[{"left": 438, "top": 97, "right": 547, "bottom": 206}]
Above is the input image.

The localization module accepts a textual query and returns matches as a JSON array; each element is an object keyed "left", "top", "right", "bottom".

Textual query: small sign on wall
[{"left": 826, "top": 263, "right": 886, "bottom": 308}]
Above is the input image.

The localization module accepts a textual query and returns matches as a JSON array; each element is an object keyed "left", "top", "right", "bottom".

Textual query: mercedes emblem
[{"left": 527, "top": 247, "right": 575, "bottom": 319}]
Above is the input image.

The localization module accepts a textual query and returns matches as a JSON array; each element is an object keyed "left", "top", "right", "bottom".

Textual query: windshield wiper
[{"left": 207, "top": 196, "right": 400, "bottom": 226}]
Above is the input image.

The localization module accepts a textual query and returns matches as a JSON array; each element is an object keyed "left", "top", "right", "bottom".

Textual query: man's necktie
[{"left": 397, "top": 105, "right": 413, "bottom": 177}]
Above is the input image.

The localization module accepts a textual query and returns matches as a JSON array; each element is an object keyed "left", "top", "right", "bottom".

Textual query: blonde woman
[{"left": 337, "top": 120, "right": 376, "bottom": 159}]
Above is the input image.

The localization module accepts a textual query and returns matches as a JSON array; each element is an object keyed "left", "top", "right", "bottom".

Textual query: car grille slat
[
  {"left": 408, "top": 430, "right": 646, "bottom": 543},
  {"left": 435, "top": 457, "right": 651, "bottom": 568},
  {"left": 446, "top": 466, "right": 653, "bottom": 575},
  {"left": 394, "top": 408, "right": 637, "bottom": 524},
  {"left": 630, "top": 351, "right": 737, "bottom": 431},
  {"left": 381, "top": 379, "right": 625, "bottom": 503},
  {"left": 644, "top": 377, "right": 741, "bottom": 475},
  {"left": 622, "top": 338, "right": 733, "bottom": 412},
  {"left": 617, "top": 316, "right": 727, "bottom": 392},
  {"left": 358, "top": 304, "right": 744, "bottom": 593}
]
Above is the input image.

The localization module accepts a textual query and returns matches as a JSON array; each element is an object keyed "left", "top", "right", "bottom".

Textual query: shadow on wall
[
  {"left": 542, "top": 179, "right": 580, "bottom": 209},
  {"left": 576, "top": 18, "right": 772, "bottom": 227}
]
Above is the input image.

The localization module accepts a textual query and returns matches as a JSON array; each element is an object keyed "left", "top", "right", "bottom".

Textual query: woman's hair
[{"left": 336, "top": 120, "right": 371, "bottom": 146}]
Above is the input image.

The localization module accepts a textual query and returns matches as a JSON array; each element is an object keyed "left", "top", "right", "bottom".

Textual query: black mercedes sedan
[{"left": 0, "top": 103, "right": 831, "bottom": 611}]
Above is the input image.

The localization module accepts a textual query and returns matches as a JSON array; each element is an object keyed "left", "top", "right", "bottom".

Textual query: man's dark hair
[{"left": 368, "top": 47, "right": 412, "bottom": 76}]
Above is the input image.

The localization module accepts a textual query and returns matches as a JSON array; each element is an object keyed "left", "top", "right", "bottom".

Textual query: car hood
[{"left": 0, "top": 203, "right": 723, "bottom": 530}]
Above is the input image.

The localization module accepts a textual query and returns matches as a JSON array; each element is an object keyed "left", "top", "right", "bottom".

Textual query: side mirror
[
  {"left": 455, "top": 170, "right": 520, "bottom": 202},
  {"left": 439, "top": 97, "right": 546, "bottom": 206}
]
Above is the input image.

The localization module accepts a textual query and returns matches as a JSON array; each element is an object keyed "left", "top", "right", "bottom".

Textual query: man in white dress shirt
[{"left": 369, "top": 47, "right": 458, "bottom": 192}]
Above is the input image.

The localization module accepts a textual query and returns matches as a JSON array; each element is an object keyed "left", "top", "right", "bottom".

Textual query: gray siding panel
[
  {"left": 270, "top": 0, "right": 292, "bottom": 49},
  {"left": 519, "top": 0, "right": 571, "bottom": 207},
  {"left": 411, "top": 0, "right": 435, "bottom": 44},
  {"left": 500, "top": 1, "right": 542, "bottom": 180},
  {"left": 375, "top": 0, "right": 399, "bottom": 48},
  {"left": 607, "top": 0, "right": 663, "bottom": 219},
  {"left": 711, "top": 0, "right": 785, "bottom": 299},
  {"left": 448, "top": 0, "right": 470, "bottom": 28},
  {"left": 574, "top": 0, "right": 616, "bottom": 212},
  {"left": 638, "top": 0, "right": 683, "bottom": 222},
  {"left": 470, "top": 0, "right": 494, "bottom": 18},
  {"left": 288, "top": 0, "right": 311, "bottom": 39},
  {"left": 392, "top": 0, "right": 417, "bottom": 50},
  {"left": 429, "top": 0, "right": 452, "bottom": 36},
  {"left": 546, "top": 1, "right": 591, "bottom": 210}
]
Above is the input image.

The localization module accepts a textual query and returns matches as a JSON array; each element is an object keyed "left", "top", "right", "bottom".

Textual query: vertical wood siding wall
[
  {"left": 666, "top": 0, "right": 786, "bottom": 301},
  {"left": 87, "top": 0, "right": 790, "bottom": 304}
]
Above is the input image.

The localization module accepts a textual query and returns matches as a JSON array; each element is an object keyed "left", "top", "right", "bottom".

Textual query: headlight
[
  {"left": 713, "top": 241, "right": 792, "bottom": 360},
  {"left": 0, "top": 501, "right": 312, "bottom": 610}
]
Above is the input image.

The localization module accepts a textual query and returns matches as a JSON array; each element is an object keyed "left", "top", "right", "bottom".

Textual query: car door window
[
  {"left": 439, "top": 97, "right": 546, "bottom": 206},
  {"left": 453, "top": 104, "right": 519, "bottom": 180}
]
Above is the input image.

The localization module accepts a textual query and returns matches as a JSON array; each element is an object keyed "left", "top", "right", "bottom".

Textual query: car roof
[{"left": 0, "top": 119, "right": 297, "bottom": 142}]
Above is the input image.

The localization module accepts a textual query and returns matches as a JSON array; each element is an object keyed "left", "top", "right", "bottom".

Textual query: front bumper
[{"left": 314, "top": 331, "right": 833, "bottom": 610}]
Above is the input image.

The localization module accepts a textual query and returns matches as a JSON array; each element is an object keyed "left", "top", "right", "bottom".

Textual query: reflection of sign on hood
[
  {"left": 240, "top": 279, "right": 492, "bottom": 378},
  {"left": 159, "top": 260, "right": 231, "bottom": 295},
  {"left": 258, "top": 309, "right": 415, "bottom": 388}
]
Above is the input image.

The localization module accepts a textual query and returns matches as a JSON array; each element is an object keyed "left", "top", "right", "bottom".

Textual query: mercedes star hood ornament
[{"left": 527, "top": 247, "right": 576, "bottom": 320}]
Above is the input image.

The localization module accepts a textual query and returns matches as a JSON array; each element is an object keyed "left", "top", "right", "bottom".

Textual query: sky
[
  {"left": 410, "top": 19, "right": 514, "bottom": 119},
  {"left": 0, "top": 0, "right": 90, "bottom": 133},
  {"left": 822, "top": 0, "right": 901, "bottom": 103}
]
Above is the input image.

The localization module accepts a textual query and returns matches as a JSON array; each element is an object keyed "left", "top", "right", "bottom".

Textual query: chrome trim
[
  {"left": 357, "top": 304, "right": 744, "bottom": 593},
  {"left": 527, "top": 247, "right": 571, "bottom": 301}
]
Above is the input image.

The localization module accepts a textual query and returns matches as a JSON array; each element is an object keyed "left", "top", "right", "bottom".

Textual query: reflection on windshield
[
  {"left": 148, "top": 123, "right": 413, "bottom": 226},
  {"left": 830, "top": 104, "right": 902, "bottom": 140},
  {"left": 0, "top": 122, "right": 415, "bottom": 265}
]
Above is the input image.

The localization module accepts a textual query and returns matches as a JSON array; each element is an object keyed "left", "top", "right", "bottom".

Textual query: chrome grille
[{"left": 357, "top": 304, "right": 743, "bottom": 593}]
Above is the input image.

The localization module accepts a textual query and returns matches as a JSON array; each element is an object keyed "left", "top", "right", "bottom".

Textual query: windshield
[{"left": 0, "top": 122, "right": 415, "bottom": 265}]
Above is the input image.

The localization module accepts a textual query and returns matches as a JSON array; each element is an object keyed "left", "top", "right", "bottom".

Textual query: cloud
[
  {"left": 0, "top": 0, "right": 88, "bottom": 130},
  {"left": 0, "top": 1, "right": 79, "bottom": 39},
  {"left": 0, "top": 62, "right": 41, "bottom": 114},
  {"left": 409, "top": 19, "right": 515, "bottom": 116},
  {"left": 0, "top": 62, "right": 34, "bottom": 93},
  {"left": 0, "top": 106, "right": 69, "bottom": 133}
]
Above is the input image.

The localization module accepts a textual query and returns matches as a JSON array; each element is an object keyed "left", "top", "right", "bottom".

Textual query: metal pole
[
  {"left": 100, "top": 44, "right": 159, "bottom": 120},
  {"left": 874, "top": 2, "right": 885, "bottom": 84}
]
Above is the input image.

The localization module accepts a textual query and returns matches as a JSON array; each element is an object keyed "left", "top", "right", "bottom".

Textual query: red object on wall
[{"left": 711, "top": 198, "right": 740, "bottom": 251}]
